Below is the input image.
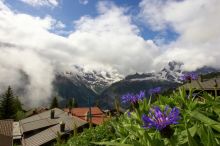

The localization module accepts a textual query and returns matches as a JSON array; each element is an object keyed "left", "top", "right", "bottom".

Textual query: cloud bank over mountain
[
  {"left": 139, "top": 0, "right": 220, "bottom": 70},
  {"left": 0, "top": 0, "right": 219, "bottom": 105}
]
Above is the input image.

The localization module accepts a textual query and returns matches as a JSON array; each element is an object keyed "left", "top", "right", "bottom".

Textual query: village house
[
  {"left": 17, "top": 108, "right": 88, "bottom": 146},
  {"left": 64, "top": 107, "right": 107, "bottom": 125},
  {"left": 24, "top": 106, "right": 49, "bottom": 117},
  {"left": 181, "top": 76, "right": 220, "bottom": 96},
  {"left": 0, "top": 120, "right": 13, "bottom": 146}
]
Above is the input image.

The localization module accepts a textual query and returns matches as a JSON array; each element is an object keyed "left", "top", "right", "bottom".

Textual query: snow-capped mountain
[
  {"left": 158, "top": 61, "right": 184, "bottom": 82},
  {"left": 58, "top": 65, "right": 124, "bottom": 94},
  {"left": 53, "top": 61, "right": 219, "bottom": 108},
  {"left": 99, "top": 61, "right": 220, "bottom": 109},
  {"left": 125, "top": 61, "right": 184, "bottom": 83}
]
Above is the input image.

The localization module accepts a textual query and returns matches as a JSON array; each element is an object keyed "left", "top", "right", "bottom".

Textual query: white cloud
[
  {"left": 0, "top": 47, "right": 54, "bottom": 106},
  {"left": 139, "top": 0, "right": 220, "bottom": 71},
  {"left": 0, "top": 1, "right": 160, "bottom": 105},
  {"left": 0, "top": 1, "right": 73, "bottom": 106},
  {"left": 20, "top": 0, "right": 59, "bottom": 7},
  {"left": 69, "top": 1, "right": 160, "bottom": 73},
  {"left": 79, "top": 0, "right": 88, "bottom": 5},
  {"left": 54, "top": 20, "right": 66, "bottom": 29},
  {"left": 139, "top": 0, "right": 168, "bottom": 31},
  {"left": 44, "top": 15, "right": 66, "bottom": 29}
]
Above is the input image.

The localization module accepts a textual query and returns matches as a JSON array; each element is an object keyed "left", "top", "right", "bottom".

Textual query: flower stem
[{"left": 168, "top": 138, "right": 175, "bottom": 146}]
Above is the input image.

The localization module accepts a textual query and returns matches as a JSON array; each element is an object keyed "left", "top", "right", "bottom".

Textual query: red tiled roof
[{"left": 64, "top": 107, "right": 107, "bottom": 125}]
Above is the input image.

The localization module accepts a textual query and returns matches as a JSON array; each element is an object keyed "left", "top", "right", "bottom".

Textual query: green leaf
[
  {"left": 152, "top": 132, "right": 165, "bottom": 146},
  {"left": 186, "top": 127, "right": 198, "bottom": 146},
  {"left": 207, "top": 126, "right": 217, "bottom": 146},
  {"left": 143, "top": 130, "right": 153, "bottom": 145},
  {"left": 213, "top": 107, "right": 220, "bottom": 117},
  {"left": 189, "top": 110, "right": 220, "bottom": 132},
  {"left": 197, "top": 125, "right": 208, "bottom": 145},
  {"left": 92, "top": 141, "right": 133, "bottom": 146},
  {"left": 179, "top": 125, "right": 197, "bottom": 144}
]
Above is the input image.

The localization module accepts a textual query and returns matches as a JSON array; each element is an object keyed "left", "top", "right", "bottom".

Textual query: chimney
[
  {"left": 198, "top": 75, "right": 203, "bottom": 82},
  {"left": 60, "top": 121, "right": 65, "bottom": 132},
  {"left": 51, "top": 110, "right": 55, "bottom": 119}
]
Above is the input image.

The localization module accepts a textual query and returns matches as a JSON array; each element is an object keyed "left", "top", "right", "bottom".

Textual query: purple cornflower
[
  {"left": 127, "top": 112, "right": 131, "bottom": 117},
  {"left": 148, "top": 87, "right": 161, "bottom": 95},
  {"left": 142, "top": 106, "right": 180, "bottom": 131},
  {"left": 179, "top": 72, "right": 198, "bottom": 82},
  {"left": 121, "top": 90, "right": 145, "bottom": 104}
]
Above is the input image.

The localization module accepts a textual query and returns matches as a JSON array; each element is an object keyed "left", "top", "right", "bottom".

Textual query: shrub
[{"left": 66, "top": 120, "right": 116, "bottom": 146}]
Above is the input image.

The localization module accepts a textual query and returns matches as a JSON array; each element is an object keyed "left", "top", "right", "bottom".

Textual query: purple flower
[
  {"left": 148, "top": 87, "right": 161, "bottom": 95},
  {"left": 127, "top": 112, "right": 131, "bottom": 117},
  {"left": 121, "top": 91, "right": 145, "bottom": 104},
  {"left": 142, "top": 106, "right": 180, "bottom": 131},
  {"left": 179, "top": 72, "right": 198, "bottom": 82}
]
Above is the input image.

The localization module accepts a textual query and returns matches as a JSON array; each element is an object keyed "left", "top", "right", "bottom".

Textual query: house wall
[
  {"left": 198, "top": 90, "right": 220, "bottom": 96},
  {"left": 186, "top": 90, "right": 220, "bottom": 97},
  {"left": 13, "top": 138, "right": 21, "bottom": 146},
  {"left": 0, "top": 135, "right": 12, "bottom": 146}
]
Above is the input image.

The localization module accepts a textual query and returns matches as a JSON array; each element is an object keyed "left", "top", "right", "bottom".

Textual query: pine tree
[
  {"left": 67, "top": 98, "right": 76, "bottom": 108},
  {"left": 0, "top": 86, "right": 16, "bottom": 119},
  {"left": 14, "top": 96, "right": 23, "bottom": 112},
  {"left": 14, "top": 96, "right": 24, "bottom": 120},
  {"left": 50, "top": 96, "right": 59, "bottom": 109},
  {"left": 67, "top": 98, "right": 78, "bottom": 108},
  {"left": 73, "top": 99, "right": 78, "bottom": 108},
  {"left": 15, "top": 110, "right": 26, "bottom": 121}
]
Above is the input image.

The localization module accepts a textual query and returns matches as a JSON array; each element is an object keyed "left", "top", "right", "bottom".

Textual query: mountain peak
[
  {"left": 59, "top": 65, "right": 124, "bottom": 94},
  {"left": 166, "top": 61, "right": 184, "bottom": 72}
]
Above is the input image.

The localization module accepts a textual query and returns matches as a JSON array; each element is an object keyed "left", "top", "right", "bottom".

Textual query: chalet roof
[
  {"left": 64, "top": 107, "right": 107, "bottom": 125},
  {"left": 0, "top": 120, "right": 13, "bottom": 136},
  {"left": 20, "top": 108, "right": 88, "bottom": 146},
  {"left": 0, "top": 120, "right": 13, "bottom": 146},
  {"left": 20, "top": 108, "right": 64, "bottom": 133},
  {"left": 25, "top": 106, "right": 48, "bottom": 117},
  {"left": 181, "top": 77, "right": 220, "bottom": 90}
]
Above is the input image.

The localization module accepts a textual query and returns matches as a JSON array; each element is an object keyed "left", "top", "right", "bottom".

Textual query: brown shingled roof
[
  {"left": 0, "top": 120, "right": 13, "bottom": 136},
  {"left": 0, "top": 120, "right": 13, "bottom": 146},
  {"left": 181, "top": 77, "right": 220, "bottom": 90},
  {"left": 20, "top": 108, "right": 88, "bottom": 146},
  {"left": 22, "top": 116, "right": 87, "bottom": 146}
]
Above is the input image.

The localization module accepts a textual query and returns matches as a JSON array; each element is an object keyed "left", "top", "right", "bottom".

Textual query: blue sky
[
  {"left": 5, "top": 0, "right": 178, "bottom": 43},
  {"left": 0, "top": 0, "right": 219, "bottom": 73}
]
